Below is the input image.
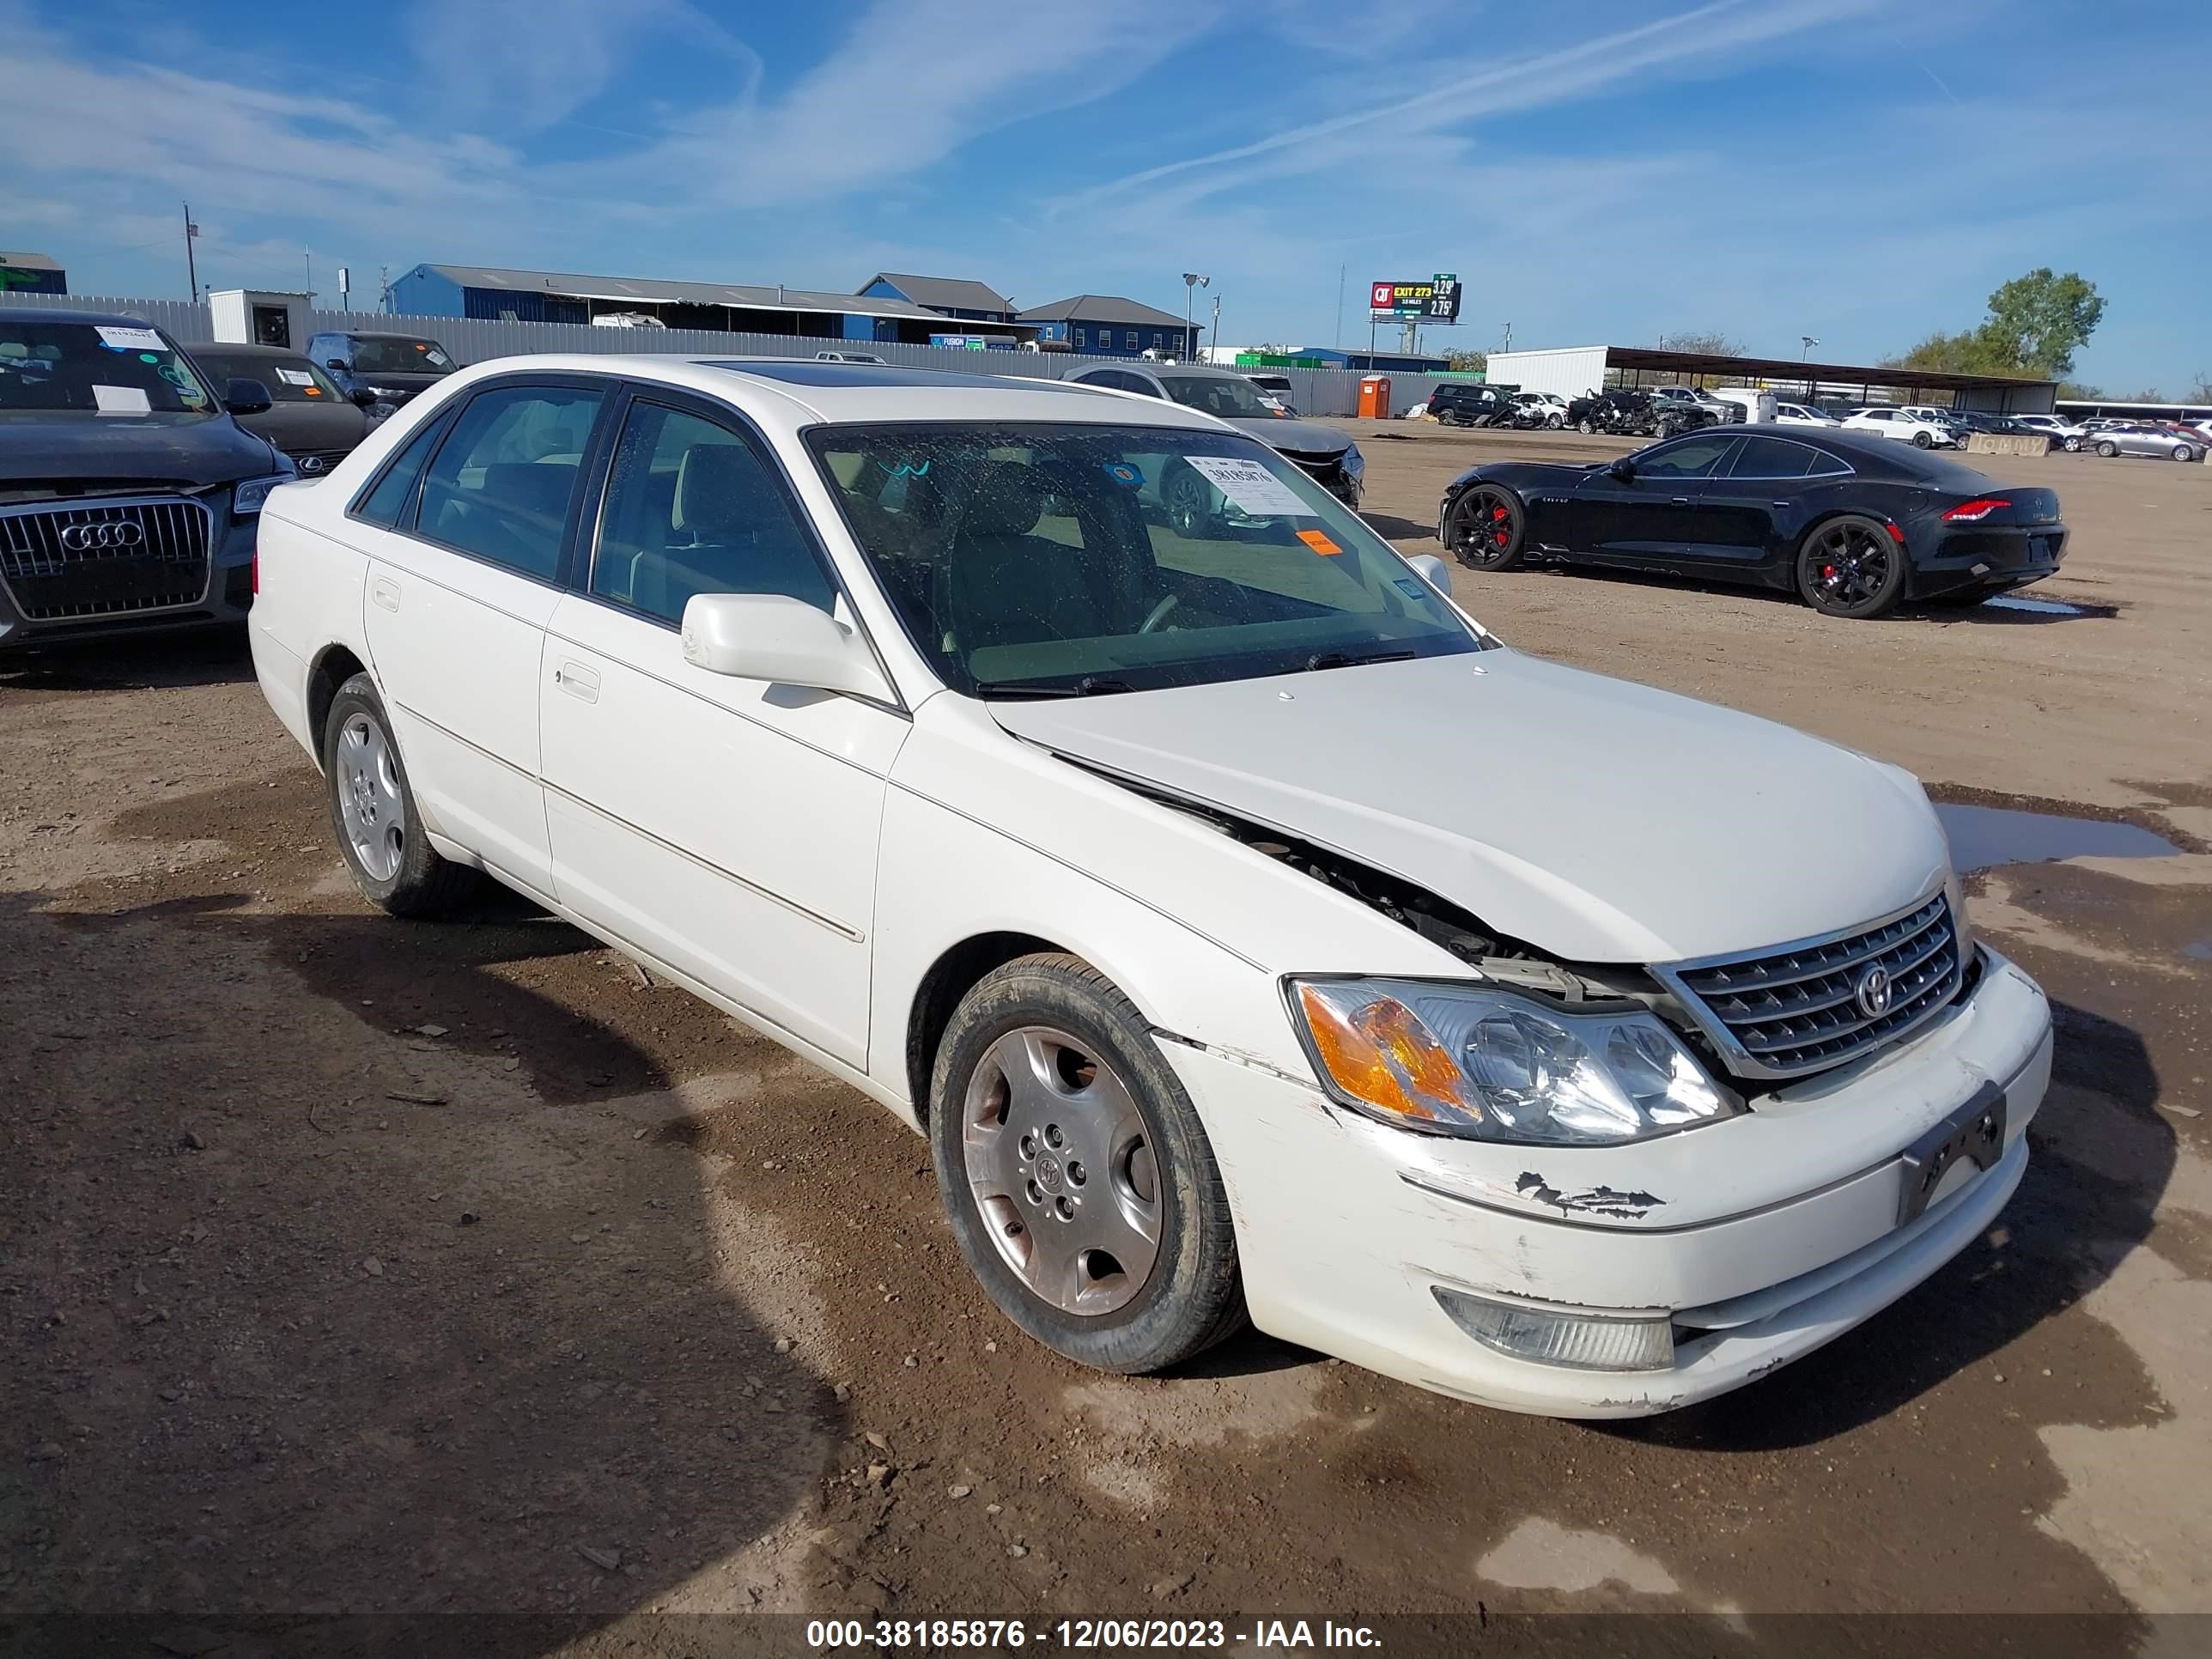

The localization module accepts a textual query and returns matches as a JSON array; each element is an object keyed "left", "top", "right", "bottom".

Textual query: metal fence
[{"left": 0, "top": 292, "right": 1452, "bottom": 418}]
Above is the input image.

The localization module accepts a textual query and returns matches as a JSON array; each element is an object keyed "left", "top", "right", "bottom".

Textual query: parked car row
[{"left": 238, "top": 351, "right": 2055, "bottom": 1421}]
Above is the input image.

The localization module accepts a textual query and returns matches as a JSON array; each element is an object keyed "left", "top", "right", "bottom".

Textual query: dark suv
[
  {"left": 1427, "top": 381, "right": 1519, "bottom": 427},
  {"left": 306, "top": 330, "right": 459, "bottom": 408},
  {"left": 2, "top": 310, "right": 295, "bottom": 653}
]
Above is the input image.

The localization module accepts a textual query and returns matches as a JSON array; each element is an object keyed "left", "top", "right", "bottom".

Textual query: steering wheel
[{"left": 1138, "top": 593, "right": 1181, "bottom": 634}]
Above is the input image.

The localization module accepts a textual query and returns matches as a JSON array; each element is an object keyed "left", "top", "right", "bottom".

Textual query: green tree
[
  {"left": 1980, "top": 268, "right": 2106, "bottom": 379},
  {"left": 2057, "top": 380, "right": 2106, "bottom": 401},
  {"left": 1443, "top": 349, "right": 1488, "bottom": 374},
  {"left": 2124, "top": 386, "right": 2165, "bottom": 403},
  {"left": 1888, "top": 267, "right": 2107, "bottom": 381},
  {"left": 1656, "top": 330, "right": 1744, "bottom": 356}
]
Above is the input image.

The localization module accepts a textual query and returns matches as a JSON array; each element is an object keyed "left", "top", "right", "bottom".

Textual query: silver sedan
[{"left": 2089, "top": 423, "right": 2203, "bottom": 462}]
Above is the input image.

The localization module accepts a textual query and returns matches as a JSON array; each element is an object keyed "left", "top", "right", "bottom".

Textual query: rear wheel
[
  {"left": 2096, "top": 441, "right": 2118, "bottom": 458},
  {"left": 323, "top": 674, "right": 483, "bottom": 916},
  {"left": 1446, "top": 484, "right": 1527, "bottom": 571},
  {"left": 1796, "top": 514, "right": 1908, "bottom": 620}
]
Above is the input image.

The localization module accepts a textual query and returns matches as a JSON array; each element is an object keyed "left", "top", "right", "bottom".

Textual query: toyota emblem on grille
[
  {"left": 59, "top": 521, "right": 144, "bottom": 551},
  {"left": 1856, "top": 965, "right": 1893, "bottom": 1019}
]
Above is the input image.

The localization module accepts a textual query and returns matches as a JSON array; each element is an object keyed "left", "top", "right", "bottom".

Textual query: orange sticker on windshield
[{"left": 1297, "top": 528, "right": 1343, "bottom": 556}]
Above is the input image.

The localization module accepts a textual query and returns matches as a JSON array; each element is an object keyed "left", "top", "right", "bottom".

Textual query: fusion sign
[{"left": 1369, "top": 275, "right": 1461, "bottom": 323}]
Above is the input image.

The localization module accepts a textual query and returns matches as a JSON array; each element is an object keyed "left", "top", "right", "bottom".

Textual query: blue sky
[{"left": 3, "top": 0, "right": 2205, "bottom": 392}]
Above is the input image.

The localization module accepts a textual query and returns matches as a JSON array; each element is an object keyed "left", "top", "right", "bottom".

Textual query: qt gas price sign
[{"left": 1369, "top": 274, "right": 1461, "bottom": 322}]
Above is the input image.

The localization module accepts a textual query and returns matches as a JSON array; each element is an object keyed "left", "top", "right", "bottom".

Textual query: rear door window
[
  {"left": 415, "top": 384, "right": 605, "bottom": 580},
  {"left": 1724, "top": 436, "right": 1815, "bottom": 478}
]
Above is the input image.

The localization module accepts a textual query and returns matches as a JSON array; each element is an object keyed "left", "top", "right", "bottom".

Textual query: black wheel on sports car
[
  {"left": 1446, "top": 484, "right": 1527, "bottom": 571},
  {"left": 929, "top": 953, "right": 1245, "bottom": 1375},
  {"left": 1796, "top": 514, "right": 1908, "bottom": 620}
]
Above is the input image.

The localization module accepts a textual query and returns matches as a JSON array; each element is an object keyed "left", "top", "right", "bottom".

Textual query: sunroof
[{"left": 699, "top": 360, "right": 1091, "bottom": 392}]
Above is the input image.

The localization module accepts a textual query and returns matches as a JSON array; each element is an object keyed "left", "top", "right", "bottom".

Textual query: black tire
[
  {"left": 2174, "top": 446, "right": 2198, "bottom": 464},
  {"left": 1911, "top": 430, "right": 1934, "bottom": 448},
  {"left": 1796, "top": 514, "right": 1909, "bottom": 620},
  {"left": 322, "top": 673, "right": 483, "bottom": 917},
  {"left": 2096, "top": 441, "right": 2118, "bottom": 458},
  {"left": 928, "top": 953, "right": 1245, "bottom": 1374},
  {"left": 1577, "top": 417, "right": 1596, "bottom": 434},
  {"left": 2063, "top": 437, "right": 2080, "bottom": 452},
  {"left": 1164, "top": 465, "right": 1218, "bottom": 538},
  {"left": 1445, "top": 484, "right": 1528, "bottom": 570},
  {"left": 1547, "top": 413, "right": 1565, "bottom": 429}
]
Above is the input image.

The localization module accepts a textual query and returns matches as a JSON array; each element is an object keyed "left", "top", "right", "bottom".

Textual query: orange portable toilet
[{"left": 1358, "top": 374, "right": 1392, "bottom": 419}]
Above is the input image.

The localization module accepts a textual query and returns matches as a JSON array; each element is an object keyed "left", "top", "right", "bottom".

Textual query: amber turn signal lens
[{"left": 1297, "top": 983, "right": 1481, "bottom": 1127}]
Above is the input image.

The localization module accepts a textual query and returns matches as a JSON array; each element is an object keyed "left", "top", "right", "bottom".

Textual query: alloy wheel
[
  {"left": 336, "top": 713, "right": 405, "bottom": 882},
  {"left": 1808, "top": 520, "right": 1894, "bottom": 611},
  {"left": 961, "top": 1026, "right": 1161, "bottom": 1317},
  {"left": 1449, "top": 486, "right": 1521, "bottom": 568}
]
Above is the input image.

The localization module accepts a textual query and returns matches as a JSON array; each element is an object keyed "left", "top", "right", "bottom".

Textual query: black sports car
[{"left": 1437, "top": 427, "right": 2067, "bottom": 619}]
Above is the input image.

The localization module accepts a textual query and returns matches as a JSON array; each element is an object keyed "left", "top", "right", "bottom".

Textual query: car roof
[
  {"left": 325, "top": 329, "right": 445, "bottom": 342},
  {"left": 188, "top": 342, "right": 305, "bottom": 358},
  {"left": 0, "top": 307, "right": 173, "bottom": 330},
  {"left": 409, "top": 353, "right": 1241, "bottom": 435}
]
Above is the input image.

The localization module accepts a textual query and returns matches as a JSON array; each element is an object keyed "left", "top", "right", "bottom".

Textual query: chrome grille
[
  {"left": 1656, "top": 892, "right": 1966, "bottom": 1081},
  {"left": 0, "top": 496, "right": 212, "bottom": 621}
]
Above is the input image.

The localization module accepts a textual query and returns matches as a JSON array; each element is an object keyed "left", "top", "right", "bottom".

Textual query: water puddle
[
  {"left": 1983, "top": 594, "right": 2090, "bottom": 617},
  {"left": 1936, "top": 803, "right": 2181, "bottom": 873},
  {"left": 2185, "top": 941, "right": 2212, "bottom": 963}
]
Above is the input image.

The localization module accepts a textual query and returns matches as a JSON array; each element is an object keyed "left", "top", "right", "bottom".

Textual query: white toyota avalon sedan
[{"left": 249, "top": 356, "right": 2052, "bottom": 1417}]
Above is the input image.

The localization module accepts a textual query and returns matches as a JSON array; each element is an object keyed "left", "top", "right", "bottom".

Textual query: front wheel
[
  {"left": 1547, "top": 412, "right": 1565, "bottom": 428},
  {"left": 322, "top": 674, "right": 483, "bottom": 916},
  {"left": 1577, "top": 417, "right": 1595, "bottom": 434},
  {"left": 1911, "top": 430, "right": 1934, "bottom": 448},
  {"left": 2174, "top": 446, "right": 2198, "bottom": 464},
  {"left": 1164, "top": 466, "right": 1217, "bottom": 538},
  {"left": 929, "top": 954, "right": 1244, "bottom": 1374},
  {"left": 1796, "top": 515, "right": 1908, "bottom": 620},
  {"left": 1446, "top": 483, "right": 1528, "bottom": 570}
]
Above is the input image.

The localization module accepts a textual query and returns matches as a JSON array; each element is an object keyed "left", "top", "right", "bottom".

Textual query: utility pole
[
  {"left": 1210, "top": 294, "right": 1220, "bottom": 357},
  {"left": 181, "top": 203, "right": 199, "bottom": 303},
  {"left": 304, "top": 248, "right": 313, "bottom": 299},
  {"left": 1500, "top": 321, "right": 1512, "bottom": 354},
  {"left": 1181, "top": 273, "right": 1209, "bottom": 362},
  {"left": 1334, "top": 264, "right": 1346, "bottom": 349}
]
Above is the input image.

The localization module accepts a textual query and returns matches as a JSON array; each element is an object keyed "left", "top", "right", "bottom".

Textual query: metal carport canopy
[{"left": 1600, "top": 345, "right": 2056, "bottom": 410}]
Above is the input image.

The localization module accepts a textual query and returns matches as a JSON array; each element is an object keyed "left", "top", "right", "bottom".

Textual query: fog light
[{"left": 1433, "top": 1286, "right": 1674, "bottom": 1372}]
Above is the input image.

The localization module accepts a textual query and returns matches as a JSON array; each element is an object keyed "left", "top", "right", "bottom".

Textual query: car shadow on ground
[
  {"left": 2, "top": 883, "right": 838, "bottom": 1645},
  {"left": 0, "top": 626, "right": 257, "bottom": 692},
  {"left": 1603, "top": 997, "right": 2171, "bottom": 1452},
  {"left": 1362, "top": 511, "right": 1437, "bottom": 544}
]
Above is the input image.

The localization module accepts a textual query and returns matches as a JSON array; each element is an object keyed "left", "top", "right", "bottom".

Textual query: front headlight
[
  {"left": 1290, "top": 978, "right": 1740, "bottom": 1146},
  {"left": 232, "top": 472, "right": 295, "bottom": 515},
  {"left": 1340, "top": 443, "right": 1364, "bottom": 478},
  {"left": 1945, "top": 865, "right": 1976, "bottom": 968}
]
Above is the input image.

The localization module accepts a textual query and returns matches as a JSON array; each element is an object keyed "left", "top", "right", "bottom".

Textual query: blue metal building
[{"left": 1017, "top": 295, "right": 1200, "bottom": 359}]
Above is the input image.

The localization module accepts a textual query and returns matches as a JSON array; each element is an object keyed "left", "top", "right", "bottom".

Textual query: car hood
[
  {"left": 988, "top": 651, "right": 1948, "bottom": 964},
  {"left": 237, "top": 401, "right": 372, "bottom": 459},
  {"left": 1225, "top": 416, "right": 1352, "bottom": 458},
  {"left": 0, "top": 410, "right": 279, "bottom": 488}
]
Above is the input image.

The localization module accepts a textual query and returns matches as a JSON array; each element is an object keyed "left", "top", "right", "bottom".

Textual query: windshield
[
  {"left": 0, "top": 319, "right": 215, "bottom": 414},
  {"left": 1156, "top": 375, "right": 1281, "bottom": 421},
  {"left": 806, "top": 422, "right": 1482, "bottom": 697},
  {"left": 191, "top": 349, "right": 344, "bottom": 404},
  {"left": 353, "top": 337, "right": 455, "bottom": 375}
]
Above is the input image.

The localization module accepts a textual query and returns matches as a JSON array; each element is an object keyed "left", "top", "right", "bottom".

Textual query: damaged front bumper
[{"left": 1159, "top": 946, "right": 2051, "bottom": 1418}]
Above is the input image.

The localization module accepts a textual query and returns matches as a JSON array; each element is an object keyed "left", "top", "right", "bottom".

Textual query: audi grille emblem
[
  {"left": 59, "top": 521, "right": 144, "bottom": 552},
  {"left": 1856, "top": 966, "right": 1893, "bottom": 1020}
]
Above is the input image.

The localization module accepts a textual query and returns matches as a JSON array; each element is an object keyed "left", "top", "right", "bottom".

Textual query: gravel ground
[{"left": 3, "top": 427, "right": 2208, "bottom": 1653}]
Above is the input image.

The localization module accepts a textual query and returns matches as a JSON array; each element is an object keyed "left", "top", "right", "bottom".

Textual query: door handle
[
  {"left": 553, "top": 660, "right": 600, "bottom": 703},
  {"left": 370, "top": 576, "right": 400, "bottom": 612},
  {"left": 1671, "top": 496, "right": 1692, "bottom": 505}
]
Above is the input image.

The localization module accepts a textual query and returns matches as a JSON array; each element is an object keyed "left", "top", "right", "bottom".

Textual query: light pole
[
  {"left": 1802, "top": 335, "right": 1820, "bottom": 360},
  {"left": 1182, "top": 272, "right": 1209, "bottom": 361}
]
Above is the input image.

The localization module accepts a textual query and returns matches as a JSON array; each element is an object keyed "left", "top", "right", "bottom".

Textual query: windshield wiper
[
  {"left": 973, "top": 675, "right": 1136, "bottom": 699},
  {"left": 1304, "top": 648, "right": 1415, "bottom": 672}
]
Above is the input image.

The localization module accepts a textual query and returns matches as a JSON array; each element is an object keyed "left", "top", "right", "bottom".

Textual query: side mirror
[
  {"left": 349, "top": 386, "right": 381, "bottom": 410},
  {"left": 224, "top": 378, "right": 273, "bottom": 416},
  {"left": 325, "top": 358, "right": 349, "bottom": 374},
  {"left": 680, "top": 592, "right": 892, "bottom": 702},
  {"left": 1607, "top": 456, "right": 1636, "bottom": 483},
  {"left": 1407, "top": 553, "right": 1450, "bottom": 592}
]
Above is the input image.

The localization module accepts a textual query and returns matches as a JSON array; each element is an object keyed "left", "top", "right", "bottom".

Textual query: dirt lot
[{"left": 4, "top": 426, "right": 2209, "bottom": 1654}]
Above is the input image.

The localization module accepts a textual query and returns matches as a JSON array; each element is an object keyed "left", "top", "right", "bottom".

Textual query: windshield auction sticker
[
  {"left": 1182, "top": 455, "right": 1310, "bottom": 519},
  {"left": 94, "top": 325, "right": 165, "bottom": 351}
]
